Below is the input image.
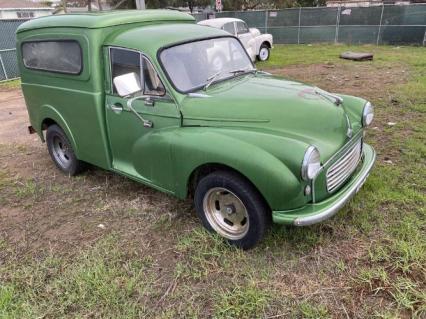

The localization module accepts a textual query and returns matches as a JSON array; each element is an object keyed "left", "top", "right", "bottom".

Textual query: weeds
[
  {"left": 0, "top": 44, "right": 425, "bottom": 317},
  {"left": 298, "top": 301, "right": 330, "bottom": 319},
  {"left": 213, "top": 281, "right": 270, "bottom": 319}
]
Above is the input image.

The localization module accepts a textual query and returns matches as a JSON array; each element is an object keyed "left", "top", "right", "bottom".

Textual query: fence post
[
  {"left": 297, "top": 7, "right": 301, "bottom": 44},
  {"left": 0, "top": 53, "right": 8, "bottom": 81},
  {"left": 335, "top": 6, "right": 341, "bottom": 44},
  {"left": 377, "top": 4, "right": 385, "bottom": 45},
  {"left": 264, "top": 10, "right": 268, "bottom": 34}
]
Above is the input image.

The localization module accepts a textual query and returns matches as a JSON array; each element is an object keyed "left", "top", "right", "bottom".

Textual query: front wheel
[
  {"left": 194, "top": 171, "right": 270, "bottom": 249},
  {"left": 257, "top": 44, "right": 270, "bottom": 62}
]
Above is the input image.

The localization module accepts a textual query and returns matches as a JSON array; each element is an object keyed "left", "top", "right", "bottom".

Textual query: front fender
[
  {"left": 338, "top": 94, "right": 366, "bottom": 130},
  {"left": 38, "top": 104, "right": 80, "bottom": 158},
  {"left": 255, "top": 34, "right": 273, "bottom": 53},
  {"left": 170, "top": 127, "right": 307, "bottom": 211}
]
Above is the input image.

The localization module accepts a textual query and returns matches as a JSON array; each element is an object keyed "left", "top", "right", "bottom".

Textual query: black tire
[
  {"left": 46, "top": 124, "right": 85, "bottom": 176},
  {"left": 194, "top": 171, "right": 271, "bottom": 250},
  {"left": 257, "top": 43, "right": 270, "bottom": 62}
]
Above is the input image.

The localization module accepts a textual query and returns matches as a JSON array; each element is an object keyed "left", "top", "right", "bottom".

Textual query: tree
[
  {"left": 147, "top": 0, "right": 210, "bottom": 12},
  {"left": 146, "top": 0, "right": 169, "bottom": 8},
  {"left": 172, "top": 0, "right": 211, "bottom": 12},
  {"left": 62, "top": 0, "right": 68, "bottom": 12},
  {"left": 146, "top": 0, "right": 325, "bottom": 10},
  {"left": 110, "top": 0, "right": 136, "bottom": 8},
  {"left": 221, "top": 0, "right": 324, "bottom": 10}
]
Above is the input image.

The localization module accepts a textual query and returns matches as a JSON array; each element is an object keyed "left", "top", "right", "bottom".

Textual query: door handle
[
  {"left": 144, "top": 97, "right": 155, "bottom": 107},
  {"left": 110, "top": 103, "right": 123, "bottom": 114}
]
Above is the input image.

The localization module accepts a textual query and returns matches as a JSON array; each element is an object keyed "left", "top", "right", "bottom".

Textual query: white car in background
[{"left": 198, "top": 17, "right": 273, "bottom": 62}]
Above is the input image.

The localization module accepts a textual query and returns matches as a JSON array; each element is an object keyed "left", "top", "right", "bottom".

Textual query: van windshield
[{"left": 160, "top": 37, "right": 254, "bottom": 93}]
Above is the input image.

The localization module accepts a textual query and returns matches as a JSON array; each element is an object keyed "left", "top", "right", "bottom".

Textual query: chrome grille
[{"left": 326, "top": 139, "right": 362, "bottom": 192}]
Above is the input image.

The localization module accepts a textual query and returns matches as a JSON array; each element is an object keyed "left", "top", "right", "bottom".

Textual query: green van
[{"left": 16, "top": 10, "right": 375, "bottom": 249}]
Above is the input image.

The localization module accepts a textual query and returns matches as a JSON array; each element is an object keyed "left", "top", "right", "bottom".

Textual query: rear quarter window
[
  {"left": 222, "top": 22, "right": 235, "bottom": 35},
  {"left": 22, "top": 40, "right": 82, "bottom": 74},
  {"left": 236, "top": 21, "right": 249, "bottom": 34}
]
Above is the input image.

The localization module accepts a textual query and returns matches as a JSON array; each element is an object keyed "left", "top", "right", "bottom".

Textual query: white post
[
  {"left": 135, "top": 0, "right": 145, "bottom": 10},
  {"left": 377, "top": 4, "right": 384, "bottom": 45},
  {"left": 335, "top": 6, "right": 341, "bottom": 44},
  {"left": 297, "top": 7, "right": 301, "bottom": 44},
  {"left": 0, "top": 54, "right": 8, "bottom": 80},
  {"left": 264, "top": 10, "right": 268, "bottom": 34},
  {"left": 423, "top": 29, "right": 426, "bottom": 46}
]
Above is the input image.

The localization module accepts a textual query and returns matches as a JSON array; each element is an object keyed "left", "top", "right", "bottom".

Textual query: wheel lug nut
[{"left": 225, "top": 205, "right": 235, "bottom": 214}]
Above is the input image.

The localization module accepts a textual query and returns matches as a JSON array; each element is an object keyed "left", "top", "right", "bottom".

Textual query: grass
[
  {"left": 0, "top": 44, "right": 425, "bottom": 318},
  {"left": 298, "top": 301, "right": 330, "bottom": 319},
  {"left": 0, "top": 79, "right": 21, "bottom": 90},
  {"left": 213, "top": 282, "right": 270, "bottom": 319},
  {"left": 258, "top": 44, "right": 426, "bottom": 69},
  {"left": 0, "top": 236, "right": 157, "bottom": 318}
]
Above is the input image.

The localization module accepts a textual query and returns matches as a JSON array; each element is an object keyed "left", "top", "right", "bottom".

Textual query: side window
[
  {"left": 22, "top": 40, "right": 82, "bottom": 74},
  {"left": 222, "top": 22, "right": 235, "bottom": 35},
  {"left": 110, "top": 48, "right": 141, "bottom": 94},
  {"left": 110, "top": 47, "right": 165, "bottom": 96},
  {"left": 236, "top": 21, "right": 249, "bottom": 34},
  {"left": 141, "top": 57, "right": 166, "bottom": 96}
]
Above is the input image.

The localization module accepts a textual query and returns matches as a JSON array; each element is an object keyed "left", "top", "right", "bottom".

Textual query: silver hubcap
[
  {"left": 259, "top": 47, "right": 269, "bottom": 61},
  {"left": 203, "top": 187, "right": 249, "bottom": 240},
  {"left": 52, "top": 136, "right": 71, "bottom": 169}
]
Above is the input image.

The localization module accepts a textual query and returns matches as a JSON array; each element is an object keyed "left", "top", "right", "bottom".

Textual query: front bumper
[{"left": 272, "top": 143, "right": 376, "bottom": 226}]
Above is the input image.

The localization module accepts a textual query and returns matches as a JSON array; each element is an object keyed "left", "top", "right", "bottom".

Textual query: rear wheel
[
  {"left": 46, "top": 124, "right": 85, "bottom": 175},
  {"left": 194, "top": 171, "right": 270, "bottom": 249},
  {"left": 257, "top": 43, "right": 270, "bottom": 61}
]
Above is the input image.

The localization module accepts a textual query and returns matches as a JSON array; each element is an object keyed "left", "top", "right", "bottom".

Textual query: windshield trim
[{"left": 157, "top": 35, "right": 255, "bottom": 94}]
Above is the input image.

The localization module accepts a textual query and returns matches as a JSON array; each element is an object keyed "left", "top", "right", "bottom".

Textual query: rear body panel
[{"left": 16, "top": 11, "right": 197, "bottom": 170}]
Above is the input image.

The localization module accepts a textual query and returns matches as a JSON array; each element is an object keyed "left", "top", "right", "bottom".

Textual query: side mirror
[{"left": 113, "top": 72, "right": 141, "bottom": 97}]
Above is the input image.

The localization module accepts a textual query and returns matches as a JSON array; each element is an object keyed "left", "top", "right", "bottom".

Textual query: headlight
[
  {"left": 301, "top": 146, "right": 321, "bottom": 181},
  {"left": 362, "top": 101, "right": 374, "bottom": 127}
]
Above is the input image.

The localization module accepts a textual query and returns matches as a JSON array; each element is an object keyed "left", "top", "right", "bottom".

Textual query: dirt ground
[
  {"left": 0, "top": 89, "right": 38, "bottom": 145},
  {"left": 0, "top": 61, "right": 409, "bottom": 256},
  {"left": 268, "top": 62, "right": 408, "bottom": 100},
  {"left": 0, "top": 58, "right": 422, "bottom": 318}
]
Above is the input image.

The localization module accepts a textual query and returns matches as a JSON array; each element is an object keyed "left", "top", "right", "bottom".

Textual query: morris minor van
[{"left": 17, "top": 10, "right": 375, "bottom": 249}]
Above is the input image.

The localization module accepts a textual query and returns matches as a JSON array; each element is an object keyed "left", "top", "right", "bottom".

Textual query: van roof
[
  {"left": 16, "top": 9, "right": 195, "bottom": 33},
  {"left": 105, "top": 23, "right": 228, "bottom": 57}
]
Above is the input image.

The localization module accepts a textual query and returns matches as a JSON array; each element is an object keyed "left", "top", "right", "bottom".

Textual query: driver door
[{"left": 105, "top": 47, "right": 180, "bottom": 189}]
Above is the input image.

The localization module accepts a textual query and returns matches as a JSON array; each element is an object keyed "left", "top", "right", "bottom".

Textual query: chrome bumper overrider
[{"left": 272, "top": 144, "right": 376, "bottom": 226}]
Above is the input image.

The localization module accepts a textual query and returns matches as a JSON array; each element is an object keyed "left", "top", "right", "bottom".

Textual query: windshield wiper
[
  {"left": 203, "top": 68, "right": 256, "bottom": 91},
  {"left": 229, "top": 67, "right": 256, "bottom": 75},
  {"left": 204, "top": 70, "right": 222, "bottom": 90}
]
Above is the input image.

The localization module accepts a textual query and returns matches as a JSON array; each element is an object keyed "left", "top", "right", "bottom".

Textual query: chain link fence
[
  {"left": 0, "top": 19, "right": 28, "bottom": 82},
  {"left": 1, "top": 6, "right": 425, "bottom": 82},
  {"left": 193, "top": 4, "right": 426, "bottom": 45}
]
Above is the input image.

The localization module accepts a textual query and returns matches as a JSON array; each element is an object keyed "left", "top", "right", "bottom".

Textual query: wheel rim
[
  {"left": 203, "top": 187, "right": 249, "bottom": 240},
  {"left": 52, "top": 135, "right": 71, "bottom": 169},
  {"left": 259, "top": 47, "right": 269, "bottom": 61}
]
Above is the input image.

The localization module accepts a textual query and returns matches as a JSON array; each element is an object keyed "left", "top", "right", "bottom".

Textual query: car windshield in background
[{"left": 160, "top": 37, "right": 254, "bottom": 93}]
